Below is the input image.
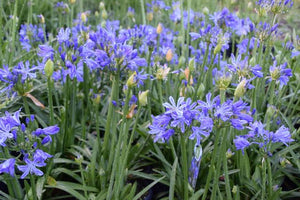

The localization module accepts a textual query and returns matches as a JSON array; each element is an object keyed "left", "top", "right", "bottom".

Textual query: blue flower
[
  {"left": 271, "top": 126, "right": 293, "bottom": 145},
  {"left": 0, "top": 120, "right": 14, "bottom": 146},
  {"left": 17, "top": 156, "right": 45, "bottom": 179},
  {"left": 269, "top": 61, "right": 292, "bottom": 86},
  {"left": 233, "top": 136, "right": 250, "bottom": 154},
  {"left": 32, "top": 125, "right": 60, "bottom": 136},
  {"left": 38, "top": 45, "right": 54, "bottom": 62},
  {"left": 163, "top": 96, "right": 186, "bottom": 116},
  {"left": 57, "top": 28, "right": 71, "bottom": 44},
  {"left": 0, "top": 158, "right": 15, "bottom": 176}
]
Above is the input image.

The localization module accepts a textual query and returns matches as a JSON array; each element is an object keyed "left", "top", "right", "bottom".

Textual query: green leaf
[
  {"left": 36, "top": 177, "right": 45, "bottom": 200},
  {"left": 169, "top": 157, "right": 178, "bottom": 200}
]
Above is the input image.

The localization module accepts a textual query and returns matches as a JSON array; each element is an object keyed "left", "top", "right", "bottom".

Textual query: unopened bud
[
  {"left": 178, "top": 56, "right": 186, "bottom": 68},
  {"left": 94, "top": 94, "right": 101, "bottom": 105},
  {"left": 234, "top": 79, "right": 247, "bottom": 99},
  {"left": 102, "top": 9, "right": 108, "bottom": 19},
  {"left": 232, "top": 186, "right": 238, "bottom": 194},
  {"left": 139, "top": 90, "right": 149, "bottom": 106},
  {"left": 214, "top": 43, "right": 222, "bottom": 55},
  {"left": 147, "top": 12, "right": 153, "bottom": 21},
  {"left": 166, "top": 49, "right": 173, "bottom": 62},
  {"left": 156, "top": 66, "right": 170, "bottom": 80},
  {"left": 99, "top": 2, "right": 105, "bottom": 10},
  {"left": 69, "top": 0, "right": 76, "bottom": 4},
  {"left": 202, "top": 7, "right": 209, "bottom": 15},
  {"left": 39, "top": 14, "right": 45, "bottom": 24},
  {"left": 44, "top": 59, "right": 54, "bottom": 77},
  {"left": 249, "top": 57, "right": 256, "bottom": 66},
  {"left": 266, "top": 105, "right": 277, "bottom": 119},
  {"left": 196, "top": 83, "right": 205, "bottom": 98},
  {"left": 81, "top": 12, "right": 87, "bottom": 23},
  {"left": 126, "top": 72, "right": 137, "bottom": 88},
  {"left": 156, "top": 23, "right": 163, "bottom": 34},
  {"left": 248, "top": 2, "right": 253, "bottom": 10},
  {"left": 189, "top": 57, "right": 195, "bottom": 72},
  {"left": 226, "top": 149, "right": 235, "bottom": 159}
]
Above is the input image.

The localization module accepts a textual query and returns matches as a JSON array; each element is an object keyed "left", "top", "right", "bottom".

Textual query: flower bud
[
  {"left": 226, "top": 149, "right": 235, "bottom": 159},
  {"left": 189, "top": 57, "right": 195, "bottom": 72},
  {"left": 194, "top": 145, "right": 202, "bottom": 162},
  {"left": 178, "top": 56, "right": 186, "bottom": 68},
  {"left": 266, "top": 105, "right": 277, "bottom": 119},
  {"left": 69, "top": 0, "right": 76, "bottom": 4},
  {"left": 147, "top": 12, "right": 153, "bottom": 21},
  {"left": 196, "top": 83, "right": 205, "bottom": 98},
  {"left": 126, "top": 72, "right": 137, "bottom": 88},
  {"left": 44, "top": 59, "right": 54, "bottom": 77},
  {"left": 102, "top": 9, "right": 108, "bottom": 19},
  {"left": 156, "top": 66, "right": 170, "bottom": 80},
  {"left": 166, "top": 49, "right": 173, "bottom": 62},
  {"left": 202, "top": 7, "right": 209, "bottom": 15},
  {"left": 213, "top": 43, "right": 222, "bottom": 55},
  {"left": 248, "top": 2, "right": 253, "bottom": 10},
  {"left": 81, "top": 12, "right": 87, "bottom": 23},
  {"left": 94, "top": 94, "right": 101, "bottom": 105},
  {"left": 234, "top": 79, "right": 247, "bottom": 99},
  {"left": 156, "top": 23, "right": 163, "bottom": 34},
  {"left": 232, "top": 186, "right": 238, "bottom": 194},
  {"left": 39, "top": 14, "right": 45, "bottom": 24},
  {"left": 139, "top": 90, "right": 149, "bottom": 106},
  {"left": 99, "top": 2, "right": 105, "bottom": 10}
]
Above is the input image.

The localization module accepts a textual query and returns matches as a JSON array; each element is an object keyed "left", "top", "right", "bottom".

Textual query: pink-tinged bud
[{"left": 166, "top": 49, "right": 173, "bottom": 62}]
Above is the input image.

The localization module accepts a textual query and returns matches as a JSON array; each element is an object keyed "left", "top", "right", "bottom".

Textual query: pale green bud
[
  {"left": 139, "top": 90, "right": 149, "bottom": 106},
  {"left": 196, "top": 83, "right": 205, "bottom": 99},
  {"left": 102, "top": 9, "right": 108, "bottom": 20},
  {"left": 214, "top": 43, "right": 222, "bottom": 55},
  {"left": 202, "top": 7, "right": 209, "bottom": 15},
  {"left": 99, "top": 2, "right": 105, "bottom": 10},
  {"left": 44, "top": 59, "right": 54, "bottom": 77},
  {"left": 126, "top": 72, "right": 137, "bottom": 88},
  {"left": 189, "top": 57, "right": 195, "bottom": 72},
  {"left": 234, "top": 79, "right": 247, "bottom": 99}
]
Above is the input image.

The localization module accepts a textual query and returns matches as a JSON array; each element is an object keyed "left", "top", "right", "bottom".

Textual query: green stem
[
  {"left": 140, "top": 0, "right": 146, "bottom": 25},
  {"left": 157, "top": 80, "right": 165, "bottom": 112},
  {"left": 30, "top": 175, "right": 37, "bottom": 200},
  {"left": 103, "top": 65, "right": 121, "bottom": 156},
  {"left": 267, "top": 157, "right": 273, "bottom": 198},
  {"left": 107, "top": 87, "right": 132, "bottom": 200},
  {"left": 180, "top": 134, "right": 189, "bottom": 200},
  {"left": 9, "top": 0, "right": 18, "bottom": 67},
  {"left": 261, "top": 157, "right": 266, "bottom": 200},
  {"left": 202, "top": 130, "right": 222, "bottom": 200},
  {"left": 47, "top": 77, "right": 54, "bottom": 125},
  {"left": 146, "top": 49, "right": 153, "bottom": 121}
]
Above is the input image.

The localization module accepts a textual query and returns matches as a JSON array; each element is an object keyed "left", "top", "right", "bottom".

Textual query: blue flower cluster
[
  {"left": 234, "top": 121, "right": 293, "bottom": 154},
  {"left": 0, "top": 110, "right": 59, "bottom": 178},
  {"left": 0, "top": 61, "right": 38, "bottom": 97},
  {"left": 149, "top": 93, "right": 253, "bottom": 145},
  {"left": 19, "top": 24, "right": 45, "bottom": 52}
]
